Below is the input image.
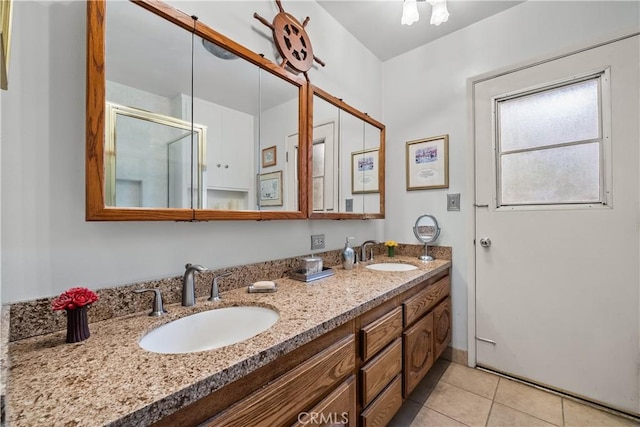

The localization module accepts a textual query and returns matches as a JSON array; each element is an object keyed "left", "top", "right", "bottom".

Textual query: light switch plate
[
  {"left": 345, "top": 199, "right": 353, "bottom": 212},
  {"left": 447, "top": 193, "right": 461, "bottom": 211}
]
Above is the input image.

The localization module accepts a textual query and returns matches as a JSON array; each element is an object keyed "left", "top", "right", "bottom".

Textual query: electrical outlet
[
  {"left": 447, "top": 193, "right": 461, "bottom": 211},
  {"left": 311, "top": 234, "right": 325, "bottom": 250}
]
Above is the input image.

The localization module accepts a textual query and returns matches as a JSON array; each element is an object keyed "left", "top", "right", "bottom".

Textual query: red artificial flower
[{"left": 51, "top": 287, "right": 99, "bottom": 311}]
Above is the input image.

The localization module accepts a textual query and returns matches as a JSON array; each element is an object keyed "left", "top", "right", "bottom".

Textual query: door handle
[{"left": 479, "top": 238, "right": 492, "bottom": 248}]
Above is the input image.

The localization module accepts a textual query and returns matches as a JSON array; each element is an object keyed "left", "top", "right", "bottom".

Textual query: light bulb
[
  {"left": 402, "top": 0, "right": 420, "bottom": 26},
  {"left": 429, "top": 0, "right": 449, "bottom": 26}
]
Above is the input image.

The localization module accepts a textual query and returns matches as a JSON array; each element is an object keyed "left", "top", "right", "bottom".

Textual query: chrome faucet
[
  {"left": 360, "top": 240, "right": 379, "bottom": 263},
  {"left": 133, "top": 288, "right": 167, "bottom": 317},
  {"left": 182, "top": 263, "right": 208, "bottom": 307},
  {"left": 208, "top": 272, "right": 232, "bottom": 302}
]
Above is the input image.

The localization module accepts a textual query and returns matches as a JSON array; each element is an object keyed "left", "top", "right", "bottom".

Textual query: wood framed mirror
[
  {"left": 86, "top": 0, "right": 308, "bottom": 221},
  {"left": 308, "top": 85, "right": 385, "bottom": 220}
]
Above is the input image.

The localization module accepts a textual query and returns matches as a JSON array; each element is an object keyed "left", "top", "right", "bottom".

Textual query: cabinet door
[
  {"left": 434, "top": 297, "right": 452, "bottom": 360},
  {"left": 205, "top": 107, "right": 224, "bottom": 188},
  {"left": 403, "top": 311, "right": 434, "bottom": 397},
  {"left": 221, "top": 109, "right": 253, "bottom": 190},
  {"left": 206, "top": 335, "right": 355, "bottom": 426},
  {"left": 292, "top": 376, "right": 356, "bottom": 427}
]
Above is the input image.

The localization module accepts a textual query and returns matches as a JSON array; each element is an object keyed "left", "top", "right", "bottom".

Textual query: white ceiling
[{"left": 317, "top": 0, "right": 524, "bottom": 61}]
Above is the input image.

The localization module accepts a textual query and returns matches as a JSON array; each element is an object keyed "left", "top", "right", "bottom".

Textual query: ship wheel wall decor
[{"left": 254, "top": 0, "right": 325, "bottom": 80}]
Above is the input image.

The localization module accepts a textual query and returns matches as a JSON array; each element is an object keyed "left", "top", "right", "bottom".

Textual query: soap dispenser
[{"left": 342, "top": 237, "right": 356, "bottom": 270}]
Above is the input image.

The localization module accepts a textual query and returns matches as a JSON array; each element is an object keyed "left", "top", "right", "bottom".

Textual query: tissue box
[{"left": 300, "top": 256, "right": 323, "bottom": 275}]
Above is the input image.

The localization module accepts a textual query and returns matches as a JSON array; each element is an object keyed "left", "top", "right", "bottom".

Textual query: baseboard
[{"left": 442, "top": 346, "right": 467, "bottom": 365}]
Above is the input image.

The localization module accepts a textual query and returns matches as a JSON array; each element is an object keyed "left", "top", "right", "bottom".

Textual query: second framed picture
[
  {"left": 351, "top": 148, "right": 380, "bottom": 194},
  {"left": 406, "top": 135, "right": 449, "bottom": 191},
  {"left": 258, "top": 171, "right": 283, "bottom": 206},
  {"left": 261, "top": 145, "right": 277, "bottom": 168}
]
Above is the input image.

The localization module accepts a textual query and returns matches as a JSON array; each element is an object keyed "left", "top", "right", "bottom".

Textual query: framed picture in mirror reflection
[
  {"left": 261, "top": 145, "right": 277, "bottom": 168},
  {"left": 259, "top": 171, "right": 283, "bottom": 206},
  {"left": 351, "top": 148, "right": 380, "bottom": 194}
]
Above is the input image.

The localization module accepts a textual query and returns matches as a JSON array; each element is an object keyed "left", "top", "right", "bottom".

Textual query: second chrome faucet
[
  {"left": 360, "top": 240, "right": 379, "bottom": 263},
  {"left": 182, "top": 263, "right": 208, "bottom": 306}
]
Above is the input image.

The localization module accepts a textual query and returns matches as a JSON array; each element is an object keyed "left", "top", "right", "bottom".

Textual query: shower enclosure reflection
[{"left": 105, "top": 103, "right": 206, "bottom": 209}]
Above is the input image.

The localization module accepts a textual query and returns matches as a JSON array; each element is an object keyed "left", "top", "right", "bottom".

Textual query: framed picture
[
  {"left": 406, "top": 135, "right": 449, "bottom": 190},
  {"left": 0, "top": 0, "right": 13, "bottom": 90},
  {"left": 351, "top": 148, "right": 380, "bottom": 194},
  {"left": 261, "top": 145, "right": 277, "bottom": 168},
  {"left": 259, "top": 170, "right": 283, "bottom": 206}
]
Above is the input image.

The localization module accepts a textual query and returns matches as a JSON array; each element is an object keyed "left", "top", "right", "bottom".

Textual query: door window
[{"left": 495, "top": 71, "right": 610, "bottom": 207}]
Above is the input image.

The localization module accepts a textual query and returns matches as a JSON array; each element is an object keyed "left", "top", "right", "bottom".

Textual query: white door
[{"left": 474, "top": 36, "right": 639, "bottom": 415}]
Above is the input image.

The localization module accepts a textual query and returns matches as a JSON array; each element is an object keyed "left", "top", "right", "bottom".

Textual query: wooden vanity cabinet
[
  {"left": 402, "top": 276, "right": 451, "bottom": 397},
  {"left": 206, "top": 334, "right": 355, "bottom": 426},
  {"left": 357, "top": 303, "right": 404, "bottom": 427},
  {"left": 153, "top": 322, "right": 355, "bottom": 427},
  {"left": 353, "top": 269, "right": 451, "bottom": 426},
  {"left": 154, "top": 268, "right": 451, "bottom": 427}
]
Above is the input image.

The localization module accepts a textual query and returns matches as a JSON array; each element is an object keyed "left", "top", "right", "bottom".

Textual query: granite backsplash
[{"left": 7, "top": 244, "right": 451, "bottom": 342}]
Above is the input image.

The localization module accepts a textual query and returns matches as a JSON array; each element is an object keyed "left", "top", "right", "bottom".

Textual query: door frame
[{"left": 465, "top": 28, "right": 640, "bottom": 368}]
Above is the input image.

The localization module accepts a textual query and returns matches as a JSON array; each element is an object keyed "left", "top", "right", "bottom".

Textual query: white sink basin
[
  {"left": 139, "top": 306, "right": 279, "bottom": 354},
  {"left": 366, "top": 263, "right": 418, "bottom": 272}
]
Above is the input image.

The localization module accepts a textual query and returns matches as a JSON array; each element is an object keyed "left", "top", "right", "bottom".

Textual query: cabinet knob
[
  {"left": 224, "top": 164, "right": 229, "bottom": 169},
  {"left": 216, "top": 164, "right": 221, "bottom": 168}
]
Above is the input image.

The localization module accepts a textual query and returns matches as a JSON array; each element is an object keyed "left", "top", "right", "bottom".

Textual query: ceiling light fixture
[
  {"left": 401, "top": 0, "right": 419, "bottom": 25},
  {"left": 202, "top": 39, "right": 238, "bottom": 60},
  {"left": 401, "top": 0, "right": 449, "bottom": 26},
  {"left": 429, "top": 0, "right": 450, "bottom": 26}
]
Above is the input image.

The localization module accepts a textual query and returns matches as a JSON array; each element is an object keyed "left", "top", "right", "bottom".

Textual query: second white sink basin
[
  {"left": 366, "top": 263, "right": 418, "bottom": 272},
  {"left": 139, "top": 306, "right": 279, "bottom": 354}
]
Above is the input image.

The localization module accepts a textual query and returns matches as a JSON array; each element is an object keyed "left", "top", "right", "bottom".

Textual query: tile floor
[{"left": 389, "top": 359, "right": 640, "bottom": 427}]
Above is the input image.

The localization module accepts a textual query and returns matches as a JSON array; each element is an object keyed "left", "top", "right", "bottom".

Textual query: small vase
[
  {"left": 66, "top": 306, "right": 90, "bottom": 343},
  {"left": 387, "top": 246, "right": 395, "bottom": 258}
]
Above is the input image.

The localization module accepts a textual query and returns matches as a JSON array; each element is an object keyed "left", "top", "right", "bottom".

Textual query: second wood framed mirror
[{"left": 308, "top": 86, "right": 385, "bottom": 220}]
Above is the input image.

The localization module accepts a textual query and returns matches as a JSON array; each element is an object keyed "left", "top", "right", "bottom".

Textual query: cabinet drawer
[
  {"left": 434, "top": 297, "right": 452, "bottom": 360},
  {"left": 207, "top": 335, "right": 355, "bottom": 426},
  {"left": 403, "top": 312, "right": 434, "bottom": 397},
  {"left": 361, "top": 338, "right": 402, "bottom": 407},
  {"left": 292, "top": 376, "right": 356, "bottom": 427},
  {"left": 360, "top": 375, "right": 403, "bottom": 427},
  {"left": 361, "top": 306, "right": 403, "bottom": 361},
  {"left": 403, "top": 275, "right": 450, "bottom": 326}
]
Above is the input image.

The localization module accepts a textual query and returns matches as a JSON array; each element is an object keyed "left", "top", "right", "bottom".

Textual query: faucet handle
[
  {"left": 133, "top": 288, "right": 167, "bottom": 317},
  {"left": 185, "top": 263, "right": 208, "bottom": 272},
  {"left": 209, "top": 272, "right": 232, "bottom": 302}
]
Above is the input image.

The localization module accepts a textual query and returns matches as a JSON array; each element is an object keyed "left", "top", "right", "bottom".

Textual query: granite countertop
[{"left": 7, "top": 257, "right": 451, "bottom": 426}]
